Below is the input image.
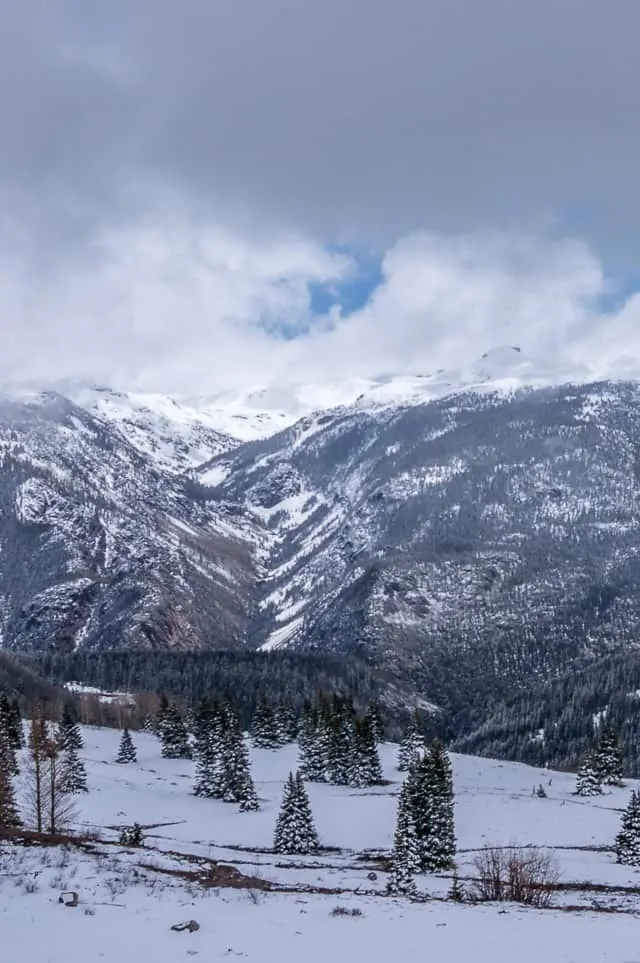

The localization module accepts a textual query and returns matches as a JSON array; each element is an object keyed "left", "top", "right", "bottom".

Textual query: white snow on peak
[{"left": 0, "top": 346, "right": 624, "bottom": 456}]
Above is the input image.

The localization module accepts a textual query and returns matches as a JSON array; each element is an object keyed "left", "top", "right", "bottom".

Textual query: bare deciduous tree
[{"left": 23, "top": 714, "right": 76, "bottom": 834}]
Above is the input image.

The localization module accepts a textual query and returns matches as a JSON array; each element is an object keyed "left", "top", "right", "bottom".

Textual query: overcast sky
[{"left": 3, "top": 0, "right": 640, "bottom": 392}]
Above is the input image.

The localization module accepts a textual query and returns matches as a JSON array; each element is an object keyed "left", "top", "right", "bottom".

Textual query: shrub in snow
[
  {"left": 119, "top": 823, "right": 145, "bottom": 847},
  {"left": 471, "top": 846, "right": 559, "bottom": 907}
]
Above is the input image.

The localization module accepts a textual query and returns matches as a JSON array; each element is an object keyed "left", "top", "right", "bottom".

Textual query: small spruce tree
[
  {"left": 298, "top": 706, "right": 328, "bottom": 783},
  {"left": 423, "top": 740, "right": 455, "bottom": 870},
  {"left": 58, "top": 744, "right": 88, "bottom": 794},
  {"left": 116, "top": 728, "right": 137, "bottom": 764},
  {"left": 250, "top": 697, "right": 281, "bottom": 749},
  {"left": 575, "top": 754, "right": 603, "bottom": 796},
  {"left": 595, "top": 726, "right": 624, "bottom": 786},
  {"left": 616, "top": 790, "right": 640, "bottom": 866},
  {"left": 0, "top": 733, "right": 21, "bottom": 828},
  {"left": 57, "top": 704, "right": 83, "bottom": 753},
  {"left": 387, "top": 782, "right": 420, "bottom": 897},
  {"left": 273, "top": 771, "right": 319, "bottom": 855},
  {"left": 398, "top": 712, "right": 425, "bottom": 772},
  {"left": 160, "top": 704, "right": 192, "bottom": 759}
]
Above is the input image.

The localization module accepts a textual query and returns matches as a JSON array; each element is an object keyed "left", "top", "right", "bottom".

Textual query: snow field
[{"left": 3, "top": 727, "right": 640, "bottom": 962}]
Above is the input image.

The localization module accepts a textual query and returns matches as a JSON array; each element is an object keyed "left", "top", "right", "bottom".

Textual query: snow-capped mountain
[{"left": 4, "top": 355, "right": 640, "bottom": 730}]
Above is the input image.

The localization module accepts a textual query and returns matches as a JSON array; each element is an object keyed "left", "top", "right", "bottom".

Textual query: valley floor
[{"left": 2, "top": 731, "right": 640, "bottom": 962}]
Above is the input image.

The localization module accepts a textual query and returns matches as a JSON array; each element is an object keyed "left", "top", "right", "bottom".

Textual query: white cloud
[{"left": 2, "top": 208, "right": 640, "bottom": 395}]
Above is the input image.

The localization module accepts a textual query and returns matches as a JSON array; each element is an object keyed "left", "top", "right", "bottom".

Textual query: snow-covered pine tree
[
  {"left": 298, "top": 705, "right": 328, "bottom": 782},
  {"left": 422, "top": 740, "right": 455, "bottom": 870},
  {"left": 387, "top": 782, "right": 419, "bottom": 897},
  {"left": 575, "top": 753, "right": 603, "bottom": 796},
  {"left": 273, "top": 771, "right": 319, "bottom": 854},
  {"left": 57, "top": 704, "right": 83, "bottom": 753},
  {"left": 398, "top": 712, "right": 425, "bottom": 772},
  {"left": 0, "top": 694, "right": 21, "bottom": 754},
  {"left": 615, "top": 790, "right": 640, "bottom": 866},
  {"left": 0, "top": 732, "right": 21, "bottom": 828},
  {"left": 326, "top": 702, "right": 354, "bottom": 786},
  {"left": 276, "top": 701, "right": 298, "bottom": 745},
  {"left": 348, "top": 715, "right": 383, "bottom": 787},
  {"left": 154, "top": 694, "right": 171, "bottom": 738},
  {"left": 250, "top": 697, "right": 281, "bottom": 749},
  {"left": 192, "top": 698, "right": 219, "bottom": 797},
  {"left": 216, "top": 710, "right": 259, "bottom": 810},
  {"left": 58, "top": 743, "right": 88, "bottom": 794},
  {"left": 0, "top": 699, "right": 18, "bottom": 775},
  {"left": 368, "top": 702, "right": 384, "bottom": 744},
  {"left": 595, "top": 726, "right": 624, "bottom": 786},
  {"left": 160, "top": 704, "right": 192, "bottom": 759},
  {"left": 10, "top": 698, "right": 24, "bottom": 749},
  {"left": 116, "top": 728, "right": 137, "bottom": 764},
  {"left": 359, "top": 712, "right": 383, "bottom": 784}
]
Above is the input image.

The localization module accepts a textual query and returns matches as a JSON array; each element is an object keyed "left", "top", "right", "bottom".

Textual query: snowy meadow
[{"left": 2, "top": 726, "right": 640, "bottom": 962}]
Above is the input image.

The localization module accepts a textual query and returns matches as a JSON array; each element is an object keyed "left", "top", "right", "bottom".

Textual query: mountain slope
[
  {"left": 197, "top": 379, "right": 640, "bottom": 725},
  {"left": 5, "top": 375, "right": 640, "bottom": 739},
  {"left": 0, "top": 392, "right": 261, "bottom": 652}
]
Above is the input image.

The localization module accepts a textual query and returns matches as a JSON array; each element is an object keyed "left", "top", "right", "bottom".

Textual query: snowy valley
[{"left": 2, "top": 724, "right": 640, "bottom": 963}]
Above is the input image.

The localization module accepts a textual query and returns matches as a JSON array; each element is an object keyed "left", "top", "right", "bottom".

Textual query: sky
[{"left": 2, "top": 0, "right": 640, "bottom": 393}]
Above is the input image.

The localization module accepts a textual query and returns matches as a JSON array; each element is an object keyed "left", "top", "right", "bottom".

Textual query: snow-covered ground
[{"left": 3, "top": 729, "right": 640, "bottom": 962}]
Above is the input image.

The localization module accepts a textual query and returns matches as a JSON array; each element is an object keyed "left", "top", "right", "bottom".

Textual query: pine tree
[
  {"left": 387, "top": 782, "right": 419, "bottom": 897},
  {"left": 575, "top": 754, "right": 603, "bottom": 796},
  {"left": 615, "top": 790, "right": 640, "bottom": 866},
  {"left": 193, "top": 698, "right": 220, "bottom": 797},
  {"left": 276, "top": 702, "right": 298, "bottom": 745},
  {"left": 250, "top": 697, "right": 281, "bottom": 749},
  {"left": 220, "top": 723, "right": 260, "bottom": 810},
  {"left": 0, "top": 694, "right": 22, "bottom": 754},
  {"left": 398, "top": 712, "right": 425, "bottom": 771},
  {"left": 0, "top": 733, "right": 21, "bottom": 829},
  {"left": 326, "top": 704, "right": 353, "bottom": 786},
  {"left": 595, "top": 726, "right": 624, "bottom": 786},
  {"left": 359, "top": 713, "right": 383, "bottom": 785},
  {"left": 368, "top": 702, "right": 385, "bottom": 744},
  {"left": 160, "top": 704, "right": 192, "bottom": 759},
  {"left": 407, "top": 741, "right": 455, "bottom": 872},
  {"left": 154, "top": 694, "right": 171, "bottom": 738},
  {"left": 273, "top": 771, "right": 319, "bottom": 855},
  {"left": 423, "top": 741, "right": 455, "bottom": 870},
  {"left": 10, "top": 699, "right": 24, "bottom": 749},
  {"left": 116, "top": 728, "right": 137, "bottom": 764},
  {"left": 0, "top": 710, "right": 18, "bottom": 776},
  {"left": 57, "top": 704, "right": 83, "bottom": 753},
  {"left": 58, "top": 744, "right": 88, "bottom": 794},
  {"left": 298, "top": 706, "right": 328, "bottom": 782}
]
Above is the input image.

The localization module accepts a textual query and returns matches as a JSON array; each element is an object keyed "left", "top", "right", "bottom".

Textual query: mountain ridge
[{"left": 3, "top": 360, "right": 640, "bottom": 741}]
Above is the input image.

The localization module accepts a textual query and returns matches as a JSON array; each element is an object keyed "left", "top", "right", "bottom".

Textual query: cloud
[
  {"left": 2, "top": 2, "right": 640, "bottom": 394},
  {"left": 3, "top": 203, "right": 640, "bottom": 394},
  {"left": 2, "top": 1, "right": 640, "bottom": 252}
]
